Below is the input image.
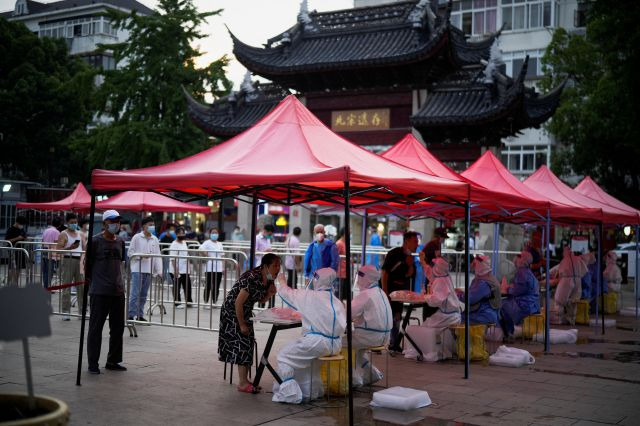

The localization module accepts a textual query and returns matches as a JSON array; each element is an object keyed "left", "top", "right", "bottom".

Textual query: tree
[
  {"left": 0, "top": 18, "right": 95, "bottom": 184},
  {"left": 71, "top": 0, "right": 232, "bottom": 178},
  {"left": 540, "top": 0, "right": 640, "bottom": 207}
]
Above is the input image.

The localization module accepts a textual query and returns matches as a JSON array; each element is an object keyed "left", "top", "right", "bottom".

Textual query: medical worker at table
[
  {"left": 499, "top": 250, "right": 540, "bottom": 337},
  {"left": 413, "top": 257, "right": 464, "bottom": 361},
  {"left": 467, "top": 255, "right": 501, "bottom": 325},
  {"left": 349, "top": 265, "right": 392, "bottom": 387},
  {"left": 272, "top": 268, "right": 346, "bottom": 404}
]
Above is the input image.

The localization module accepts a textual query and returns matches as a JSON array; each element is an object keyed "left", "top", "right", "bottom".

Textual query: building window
[
  {"left": 503, "top": 49, "right": 544, "bottom": 79},
  {"left": 502, "top": 0, "right": 554, "bottom": 31},
  {"left": 38, "top": 16, "right": 117, "bottom": 40},
  {"left": 451, "top": 0, "right": 497, "bottom": 36},
  {"left": 501, "top": 143, "right": 550, "bottom": 176},
  {"left": 82, "top": 54, "right": 116, "bottom": 70}
]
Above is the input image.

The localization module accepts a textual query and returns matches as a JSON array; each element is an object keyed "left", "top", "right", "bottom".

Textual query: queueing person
[
  {"left": 303, "top": 224, "right": 339, "bottom": 279},
  {"left": 255, "top": 224, "right": 274, "bottom": 267},
  {"left": 5, "top": 216, "right": 28, "bottom": 285},
  {"left": 87, "top": 210, "right": 127, "bottom": 374},
  {"left": 350, "top": 265, "right": 392, "bottom": 387},
  {"left": 580, "top": 251, "right": 596, "bottom": 301},
  {"left": 218, "top": 253, "right": 278, "bottom": 393},
  {"left": 604, "top": 251, "right": 622, "bottom": 311},
  {"left": 552, "top": 247, "right": 588, "bottom": 325},
  {"left": 284, "top": 227, "right": 302, "bottom": 289},
  {"left": 272, "top": 268, "right": 346, "bottom": 404},
  {"left": 41, "top": 216, "right": 62, "bottom": 289},
  {"left": 57, "top": 213, "right": 85, "bottom": 320},
  {"left": 199, "top": 227, "right": 224, "bottom": 306},
  {"left": 381, "top": 231, "right": 419, "bottom": 353},
  {"left": 467, "top": 255, "right": 501, "bottom": 325},
  {"left": 415, "top": 257, "right": 464, "bottom": 361},
  {"left": 500, "top": 251, "right": 540, "bottom": 337},
  {"left": 127, "top": 217, "right": 162, "bottom": 321},
  {"left": 169, "top": 227, "right": 193, "bottom": 308}
]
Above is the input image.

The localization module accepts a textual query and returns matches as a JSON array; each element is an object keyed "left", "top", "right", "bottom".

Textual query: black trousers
[
  {"left": 287, "top": 269, "right": 297, "bottom": 289},
  {"left": 87, "top": 294, "right": 125, "bottom": 368},
  {"left": 205, "top": 272, "right": 222, "bottom": 303},
  {"left": 171, "top": 273, "right": 192, "bottom": 303}
]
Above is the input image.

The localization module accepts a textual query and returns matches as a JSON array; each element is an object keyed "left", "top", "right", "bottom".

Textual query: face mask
[
  {"left": 107, "top": 223, "right": 120, "bottom": 234},
  {"left": 68, "top": 223, "right": 79, "bottom": 231},
  {"left": 169, "top": 231, "right": 176, "bottom": 238},
  {"left": 266, "top": 271, "right": 274, "bottom": 281},
  {"left": 315, "top": 233, "right": 324, "bottom": 242},
  {"left": 147, "top": 225, "right": 155, "bottom": 234},
  {"left": 210, "top": 233, "right": 219, "bottom": 241},
  {"left": 177, "top": 235, "right": 185, "bottom": 241}
]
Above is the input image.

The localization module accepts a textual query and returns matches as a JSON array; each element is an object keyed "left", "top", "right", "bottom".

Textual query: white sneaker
[
  {"left": 175, "top": 304, "right": 185, "bottom": 310},
  {"left": 204, "top": 305, "right": 211, "bottom": 310},
  {"left": 62, "top": 315, "right": 71, "bottom": 321}
]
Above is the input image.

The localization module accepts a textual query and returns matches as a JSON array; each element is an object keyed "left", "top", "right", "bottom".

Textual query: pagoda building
[{"left": 185, "top": 0, "right": 563, "bottom": 170}]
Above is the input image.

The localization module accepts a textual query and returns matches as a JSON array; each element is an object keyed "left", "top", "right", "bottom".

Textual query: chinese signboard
[{"left": 331, "top": 108, "right": 390, "bottom": 132}]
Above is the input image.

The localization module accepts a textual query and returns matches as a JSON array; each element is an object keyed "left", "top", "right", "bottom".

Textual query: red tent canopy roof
[
  {"left": 96, "top": 191, "right": 210, "bottom": 214},
  {"left": 575, "top": 177, "right": 640, "bottom": 221},
  {"left": 92, "top": 95, "right": 470, "bottom": 207},
  {"left": 16, "top": 183, "right": 91, "bottom": 212},
  {"left": 524, "top": 166, "right": 637, "bottom": 224}
]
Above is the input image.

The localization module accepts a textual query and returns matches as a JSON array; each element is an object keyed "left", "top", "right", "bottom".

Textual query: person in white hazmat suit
[
  {"left": 604, "top": 250, "right": 622, "bottom": 293},
  {"left": 551, "top": 247, "right": 588, "bottom": 325},
  {"left": 272, "top": 268, "right": 346, "bottom": 403},
  {"left": 349, "top": 265, "right": 392, "bottom": 387},
  {"left": 405, "top": 257, "right": 464, "bottom": 361}
]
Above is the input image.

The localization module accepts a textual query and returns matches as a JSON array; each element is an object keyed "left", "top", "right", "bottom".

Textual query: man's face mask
[
  {"left": 107, "top": 223, "right": 120, "bottom": 234},
  {"left": 315, "top": 232, "right": 325, "bottom": 242}
]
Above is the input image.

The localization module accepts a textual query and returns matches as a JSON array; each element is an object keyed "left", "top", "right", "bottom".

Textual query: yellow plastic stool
[
  {"left": 604, "top": 293, "right": 618, "bottom": 314},
  {"left": 310, "top": 354, "right": 346, "bottom": 407},
  {"left": 522, "top": 313, "right": 545, "bottom": 342},
  {"left": 367, "top": 345, "right": 389, "bottom": 391},
  {"left": 576, "top": 300, "right": 590, "bottom": 324},
  {"left": 450, "top": 324, "right": 489, "bottom": 361}
]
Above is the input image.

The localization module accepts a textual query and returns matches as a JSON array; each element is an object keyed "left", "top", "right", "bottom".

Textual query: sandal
[{"left": 237, "top": 383, "right": 260, "bottom": 393}]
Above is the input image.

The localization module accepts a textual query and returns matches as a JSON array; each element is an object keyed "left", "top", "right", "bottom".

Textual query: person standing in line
[
  {"left": 128, "top": 217, "right": 162, "bottom": 321},
  {"left": 231, "top": 226, "right": 244, "bottom": 242},
  {"left": 255, "top": 224, "right": 274, "bottom": 267},
  {"left": 200, "top": 226, "right": 224, "bottom": 307},
  {"left": 57, "top": 213, "right": 85, "bottom": 320},
  {"left": 159, "top": 222, "right": 176, "bottom": 284},
  {"left": 381, "top": 231, "right": 419, "bottom": 353},
  {"left": 87, "top": 210, "right": 127, "bottom": 374},
  {"left": 303, "top": 224, "right": 339, "bottom": 279},
  {"left": 169, "top": 227, "right": 193, "bottom": 308},
  {"left": 41, "top": 216, "right": 62, "bottom": 289},
  {"left": 419, "top": 227, "right": 448, "bottom": 321},
  {"left": 5, "top": 215, "right": 28, "bottom": 285},
  {"left": 284, "top": 227, "right": 302, "bottom": 289},
  {"left": 335, "top": 228, "right": 348, "bottom": 299}
]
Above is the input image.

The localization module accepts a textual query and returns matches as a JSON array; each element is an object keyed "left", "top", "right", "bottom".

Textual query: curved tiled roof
[
  {"left": 184, "top": 84, "right": 290, "bottom": 138},
  {"left": 230, "top": 0, "right": 496, "bottom": 91}
]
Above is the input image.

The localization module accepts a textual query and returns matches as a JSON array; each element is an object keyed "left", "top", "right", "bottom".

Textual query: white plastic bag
[
  {"left": 488, "top": 345, "right": 535, "bottom": 368},
  {"left": 532, "top": 328, "right": 578, "bottom": 344},
  {"left": 370, "top": 386, "right": 432, "bottom": 411}
]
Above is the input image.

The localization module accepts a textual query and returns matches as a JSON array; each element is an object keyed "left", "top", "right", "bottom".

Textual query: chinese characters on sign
[{"left": 331, "top": 109, "right": 390, "bottom": 132}]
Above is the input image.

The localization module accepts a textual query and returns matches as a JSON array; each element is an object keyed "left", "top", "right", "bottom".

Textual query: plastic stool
[
  {"left": 310, "top": 354, "right": 346, "bottom": 407},
  {"left": 576, "top": 300, "right": 590, "bottom": 324},
  {"left": 449, "top": 324, "right": 488, "bottom": 361},
  {"left": 366, "top": 346, "right": 389, "bottom": 391},
  {"left": 522, "top": 313, "right": 545, "bottom": 342}
]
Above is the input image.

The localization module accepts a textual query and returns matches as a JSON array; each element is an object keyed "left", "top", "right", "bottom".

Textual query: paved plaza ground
[{"left": 2, "top": 299, "right": 640, "bottom": 426}]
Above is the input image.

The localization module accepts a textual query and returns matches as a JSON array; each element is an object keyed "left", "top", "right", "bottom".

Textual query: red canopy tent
[
  {"left": 85, "top": 95, "right": 480, "bottom": 409},
  {"left": 16, "top": 183, "right": 91, "bottom": 212},
  {"left": 96, "top": 191, "right": 210, "bottom": 214},
  {"left": 379, "top": 135, "right": 547, "bottom": 221},
  {"left": 574, "top": 177, "right": 640, "bottom": 223},
  {"left": 524, "top": 166, "right": 638, "bottom": 225}
]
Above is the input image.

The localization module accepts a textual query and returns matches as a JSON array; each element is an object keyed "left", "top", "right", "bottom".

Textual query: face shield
[
  {"left": 356, "top": 265, "right": 381, "bottom": 291},
  {"left": 310, "top": 268, "right": 337, "bottom": 291},
  {"left": 432, "top": 257, "right": 450, "bottom": 277},
  {"left": 514, "top": 250, "right": 533, "bottom": 268},
  {"left": 471, "top": 255, "right": 491, "bottom": 276}
]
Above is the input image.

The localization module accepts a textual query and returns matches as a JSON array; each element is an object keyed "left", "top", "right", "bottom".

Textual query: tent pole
[
  {"left": 361, "top": 209, "right": 368, "bottom": 266},
  {"left": 76, "top": 190, "right": 96, "bottom": 386},
  {"left": 627, "top": 225, "right": 640, "bottom": 319},
  {"left": 492, "top": 222, "right": 499, "bottom": 276},
  {"left": 599, "top": 224, "right": 604, "bottom": 334},
  {"left": 464, "top": 201, "right": 470, "bottom": 379},
  {"left": 249, "top": 194, "right": 258, "bottom": 268},
  {"left": 544, "top": 210, "right": 551, "bottom": 353},
  {"left": 343, "top": 182, "right": 354, "bottom": 426},
  {"left": 217, "top": 197, "right": 224, "bottom": 240}
]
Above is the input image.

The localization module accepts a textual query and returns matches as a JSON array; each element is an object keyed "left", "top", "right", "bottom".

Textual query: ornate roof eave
[{"left": 523, "top": 79, "right": 566, "bottom": 125}]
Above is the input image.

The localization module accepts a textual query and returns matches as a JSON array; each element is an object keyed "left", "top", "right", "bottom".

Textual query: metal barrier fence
[{"left": 0, "top": 246, "right": 30, "bottom": 287}]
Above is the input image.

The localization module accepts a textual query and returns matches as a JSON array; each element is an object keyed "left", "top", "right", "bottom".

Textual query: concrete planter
[{"left": 0, "top": 393, "right": 69, "bottom": 425}]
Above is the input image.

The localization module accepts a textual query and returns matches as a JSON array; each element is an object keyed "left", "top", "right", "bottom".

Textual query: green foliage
[
  {"left": 73, "top": 0, "right": 232, "bottom": 177},
  {"left": 540, "top": 0, "right": 640, "bottom": 207},
  {"left": 0, "top": 18, "right": 95, "bottom": 183}
]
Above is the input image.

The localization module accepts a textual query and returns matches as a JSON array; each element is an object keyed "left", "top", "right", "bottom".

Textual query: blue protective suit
[
  {"left": 581, "top": 261, "right": 599, "bottom": 300},
  {"left": 303, "top": 239, "right": 339, "bottom": 278},
  {"left": 366, "top": 233, "right": 382, "bottom": 267},
  {"left": 500, "top": 267, "right": 540, "bottom": 335},
  {"left": 467, "top": 277, "right": 499, "bottom": 325}
]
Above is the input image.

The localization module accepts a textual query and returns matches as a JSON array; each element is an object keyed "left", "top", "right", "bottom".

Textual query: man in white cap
[
  {"left": 350, "top": 265, "right": 391, "bottom": 387},
  {"left": 272, "top": 268, "right": 346, "bottom": 404},
  {"left": 87, "top": 209, "right": 127, "bottom": 374}
]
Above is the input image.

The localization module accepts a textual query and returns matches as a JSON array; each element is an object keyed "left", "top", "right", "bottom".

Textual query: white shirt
[
  {"left": 129, "top": 232, "right": 162, "bottom": 274},
  {"left": 62, "top": 230, "right": 83, "bottom": 257},
  {"left": 169, "top": 240, "right": 190, "bottom": 274},
  {"left": 200, "top": 240, "right": 224, "bottom": 272},
  {"left": 255, "top": 233, "right": 271, "bottom": 266},
  {"left": 284, "top": 235, "right": 300, "bottom": 270}
]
